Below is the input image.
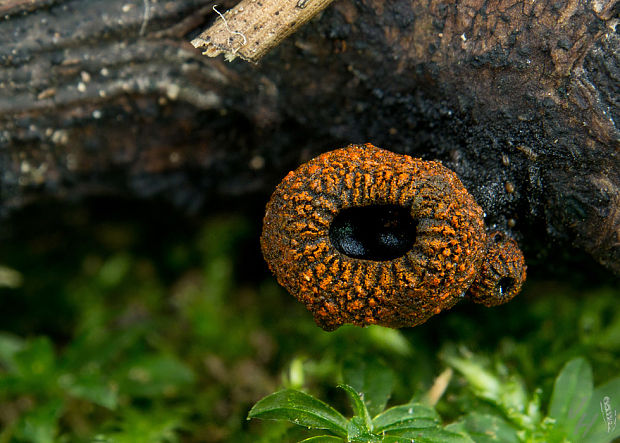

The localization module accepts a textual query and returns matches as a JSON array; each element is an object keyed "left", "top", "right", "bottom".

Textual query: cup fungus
[
  {"left": 467, "top": 231, "right": 527, "bottom": 307},
  {"left": 260, "top": 143, "right": 526, "bottom": 331}
]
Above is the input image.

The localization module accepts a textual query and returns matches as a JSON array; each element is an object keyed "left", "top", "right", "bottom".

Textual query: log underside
[{"left": 0, "top": 0, "right": 618, "bottom": 275}]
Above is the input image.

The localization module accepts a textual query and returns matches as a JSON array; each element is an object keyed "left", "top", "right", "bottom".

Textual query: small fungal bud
[
  {"left": 261, "top": 144, "right": 488, "bottom": 331},
  {"left": 467, "top": 231, "right": 527, "bottom": 307}
]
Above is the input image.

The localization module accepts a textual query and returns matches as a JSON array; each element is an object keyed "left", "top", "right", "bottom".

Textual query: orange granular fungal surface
[
  {"left": 261, "top": 143, "right": 488, "bottom": 331},
  {"left": 467, "top": 231, "right": 527, "bottom": 307}
]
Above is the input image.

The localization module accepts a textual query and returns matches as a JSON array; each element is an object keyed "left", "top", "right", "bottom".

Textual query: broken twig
[{"left": 191, "top": 0, "right": 336, "bottom": 62}]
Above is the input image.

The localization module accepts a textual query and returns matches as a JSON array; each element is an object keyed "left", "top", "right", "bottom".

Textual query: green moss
[{"left": 0, "top": 205, "right": 617, "bottom": 442}]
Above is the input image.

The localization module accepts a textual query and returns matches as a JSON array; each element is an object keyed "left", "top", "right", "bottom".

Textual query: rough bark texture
[{"left": 0, "top": 0, "right": 618, "bottom": 275}]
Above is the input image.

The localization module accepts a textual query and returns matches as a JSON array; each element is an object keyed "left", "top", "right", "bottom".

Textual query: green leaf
[
  {"left": 62, "top": 327, "right": 145, "bottom": 370},
  {"left": 497, "top": 376, "right": 529, "bottom": 416},
  {"left": 15, "top": 399, "right": 64, "bottom": 443},
  {"left": 385, "top": 427, "right": 474, "bottom": 442},
  {"left": 364, "top": 326, "right": 412, "bottom": 356},
  {"left": 3, "top": 337, "right": 58, "bottom": 394},
  {"left": 116, "top": 354, "right": 195, "bottom": 398},
  {"left": 576, "top": 376, "right": 620, "bottom": 443},
  {"left": 443, "top": 352, "right": 501, "bottom": 404},
  {"left": 342, "top": 356, "right": 394, "bottom": 418},
  {"left": 59, "top": 372, "right": 118, "bottom": 409},
  {"left": 96, "top": 407, "right": 183, "bottom": 443},
  {"left": 14, "top": 337, "right": 56, "bottom": 379},
  {"left": 248, "top": 389, "right": 348, "bottom": 437},
  {"left": 372, "top": 403, "right": 439, "bottom": 433},
  {"left": 443, "top": 349, "right": 531, "bottom": 427},
  {"left": 448, "top": 413, "right": 519, "bottom": 443},
  {"left": 339, "top": 384, "right": 373, "bottom": 431},
  {"left": 96, "top": 253, "right": 132, "bottom": 288},
  {"left": 298, "top": 436, "right": 344, "bottom": 443},
  {"left": 0, "top": 332, "right": 25, "bottom": 371},
  {"left": 548, "top": 357, "right": 593, "bottom": 436},
  {"left": 347, "top": 416, "right": 381, "bottom": 442},
  {"left": 597, "top": 311, "right": 620, "bottom": 350}
]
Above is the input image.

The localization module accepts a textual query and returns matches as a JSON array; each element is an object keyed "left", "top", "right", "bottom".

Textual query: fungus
[
  {"left": 467, "top": 231, "right": 527, "bottom": 307},
  {"left": 261, "top": 143, "right": 490, "bottom": 330}
]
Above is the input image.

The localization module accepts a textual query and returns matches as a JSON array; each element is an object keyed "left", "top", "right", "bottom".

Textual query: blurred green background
[{"left": 0, "top": 198, "right": 618, "bottom": 442}]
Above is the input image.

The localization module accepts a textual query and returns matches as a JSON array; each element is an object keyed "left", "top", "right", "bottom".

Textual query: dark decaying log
[{"left": 0, "top": 0, "right": 618, "bottom": 275}]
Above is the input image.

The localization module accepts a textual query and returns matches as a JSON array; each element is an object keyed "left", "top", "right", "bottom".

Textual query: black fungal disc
[{"left": 328, "top": 205, "right": 418, "bottom": 261}]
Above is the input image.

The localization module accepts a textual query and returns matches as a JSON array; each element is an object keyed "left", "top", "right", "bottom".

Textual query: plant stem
[{"left": 191, "top": 0, "right": 336, "bottom": 62}]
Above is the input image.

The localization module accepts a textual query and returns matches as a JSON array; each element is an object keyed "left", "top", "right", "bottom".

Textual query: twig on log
[{"left": 191, "top": 0, "right": 335, "bottom": 62}]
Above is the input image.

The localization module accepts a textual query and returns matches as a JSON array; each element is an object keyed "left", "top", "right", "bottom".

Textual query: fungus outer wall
[{"left": 261, "top": 144, "right": 502, "bottom": 330}]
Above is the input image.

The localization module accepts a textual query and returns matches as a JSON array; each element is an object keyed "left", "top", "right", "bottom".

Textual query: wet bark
[{"left": 0, "top": 0, "right": 618, "bottom": 275}]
